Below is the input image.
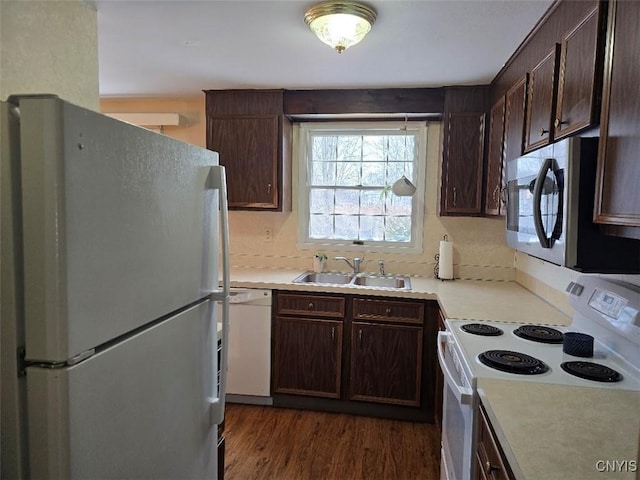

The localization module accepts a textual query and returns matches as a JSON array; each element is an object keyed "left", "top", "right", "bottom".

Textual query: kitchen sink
[
  {"left": 292, "top": 272, "right": 354, "bottom": 285},
  {"left": 292, "top": 271, "right": 411, "bottom": 290},
  {"left": 352, "top": 275, "right": 410, "bottom": 289}
]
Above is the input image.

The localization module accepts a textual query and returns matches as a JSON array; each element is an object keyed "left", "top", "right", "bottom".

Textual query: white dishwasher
[{"left": 225, "top": 288, "right": 273, "bottom": 405}]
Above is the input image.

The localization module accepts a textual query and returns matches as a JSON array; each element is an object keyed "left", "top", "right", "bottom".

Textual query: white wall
[{"left": 0, "top": 0, "right": 99, "bottom": 110}]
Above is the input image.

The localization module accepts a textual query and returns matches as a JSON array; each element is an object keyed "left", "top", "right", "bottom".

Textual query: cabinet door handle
[
  {"left": 385, "top": 307, "right": 392, "bottom": 315},
  {"left": 331, "top": 327, "right": 335, "bottom": 341},
  {"left": 358, "top": 329, "right": 362, "bottom": 344},
  {"left": 501, "top": 186, "right": 508, "bottom": 206},
  {"left": 539, "top": 127, "right": 549, "bottom": 136},
  {"left": 267, "top": 183, "right": 272, "bottom": 194},
  {"left": 308, "top": 302, "right": 314, "bottom": 310},
  {"left": 554, "top": 118, "right": 567, "bottom": 129},
  {"left": 485, "top": 461, "right": 500, "bottom": 475},
  {"left": 453, "top": 187, "right": 457, "bottom": 207}
]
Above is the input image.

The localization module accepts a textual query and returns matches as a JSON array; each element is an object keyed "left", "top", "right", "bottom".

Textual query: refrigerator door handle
[
  {"left": 208, "top": 165, "right": 230, "bottom": 300},
  {"left": 207, "top": 165, "right": 229, "bottom": 425}
]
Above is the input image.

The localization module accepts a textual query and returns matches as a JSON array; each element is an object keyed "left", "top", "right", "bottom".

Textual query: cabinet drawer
[
  {"left": 276, "top": 293, "right": 345, "bottom": 318},
  {"left": 352, "top": 298, "right": 424, "bottom": 325}
]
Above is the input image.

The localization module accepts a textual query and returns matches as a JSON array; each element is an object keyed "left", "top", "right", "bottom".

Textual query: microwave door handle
[{"left": 533, "top": 158, "right": 553, "bottom": 249}]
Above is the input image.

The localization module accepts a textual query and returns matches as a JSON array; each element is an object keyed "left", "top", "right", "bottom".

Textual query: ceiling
[{"left": 94, "top": 0, "right": 554, "bottom": 98}]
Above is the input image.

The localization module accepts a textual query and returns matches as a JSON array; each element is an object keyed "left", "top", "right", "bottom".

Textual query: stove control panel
[{"left": 588, "top": 288, "right": 627, "bottom": 319}]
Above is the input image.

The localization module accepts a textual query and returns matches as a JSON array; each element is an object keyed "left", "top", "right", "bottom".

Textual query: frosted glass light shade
[{"left": 304, "top": 1, "right": 377, "bottom": 53}]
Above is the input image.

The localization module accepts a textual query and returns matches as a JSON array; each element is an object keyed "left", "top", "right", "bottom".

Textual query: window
[{"left": 298, "top": 121, "right": 427, "bottom": 253}]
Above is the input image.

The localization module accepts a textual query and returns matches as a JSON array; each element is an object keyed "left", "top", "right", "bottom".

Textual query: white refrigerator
[{"left": 1, "top": 95, "right": 230, "bottom": 479}]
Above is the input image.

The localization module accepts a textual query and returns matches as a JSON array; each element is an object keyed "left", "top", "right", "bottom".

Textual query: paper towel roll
[{"left": 439, "top": 240, "right": 453, "bottom": 280}]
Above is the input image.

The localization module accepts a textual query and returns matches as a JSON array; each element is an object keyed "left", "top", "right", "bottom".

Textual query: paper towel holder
[{"left": 434, "top": 235, "right": 454, "bottom": 281}]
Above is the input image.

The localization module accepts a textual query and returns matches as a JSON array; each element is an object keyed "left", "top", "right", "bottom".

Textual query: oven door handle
[{"left": 437, "top": 331, "right": 474, "bottom": 405}]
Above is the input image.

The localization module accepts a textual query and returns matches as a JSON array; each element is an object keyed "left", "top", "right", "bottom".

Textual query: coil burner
[
  {"left": 513, "top": 325, "right": 564, "bottom": 344},
  {"left": 560, "top": 361, "right": 623, "bottom": 383},
  {"left": 478, "top": 350, "right": 549, "bottom": 375},
  {"left": 461, "top": 323, "right": 504, "bottom": 337}
]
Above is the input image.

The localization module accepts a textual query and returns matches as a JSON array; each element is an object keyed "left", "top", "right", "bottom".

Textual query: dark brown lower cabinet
[
  {"left": 272, "top": 316, "right": 343, "bottom": 398},
  {"left": 475, "top": 404, "right": 515, "bottom": 480},
  {"left": 350, "top": 322, "right": 423, "bottom": 406},
  {"left": 272, "top": 291, "right": 437, "bottom": 422}
]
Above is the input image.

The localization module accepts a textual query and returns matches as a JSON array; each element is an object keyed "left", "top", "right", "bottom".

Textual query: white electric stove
[
  {"left": 444, "top": 276, "right": 640, "bottom": 391},
  {"left": 438, "top": 276, "right": 640, "bottom": 480}
]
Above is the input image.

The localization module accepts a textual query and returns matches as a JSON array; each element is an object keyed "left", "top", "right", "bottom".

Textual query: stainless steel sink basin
[
  {"left": 292, "top": 271, "right": 411, "bottom": 290},
  {"left": 292, "top": 272, "right": 354, "bottom": 285},
  {"left": 352, "top": 275, "right": 411, "bottom": 289}
]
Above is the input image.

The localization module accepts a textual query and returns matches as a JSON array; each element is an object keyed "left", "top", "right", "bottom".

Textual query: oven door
[{"left": 437, "top": 331, "right": 476, "bottom": 480}]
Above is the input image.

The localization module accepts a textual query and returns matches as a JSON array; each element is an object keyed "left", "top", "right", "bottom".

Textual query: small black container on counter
[{"left": 563, "top": 332, "right": 594, "bottom": 357}]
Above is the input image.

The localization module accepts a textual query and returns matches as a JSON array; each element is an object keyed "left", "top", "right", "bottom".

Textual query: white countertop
[
  {"left": 225, "top": 267, "right": 640, "bottom": 479},
  {"left": 478, "top": 379, "right": 640, "bottom": 480},
  {"left": 226, "top": 266, "right": 572, "bottom": 326}
]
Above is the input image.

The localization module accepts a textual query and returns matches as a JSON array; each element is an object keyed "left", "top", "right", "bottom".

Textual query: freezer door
[
  {"left": 26, "top": 300, "right": 218, "bottom": 479},
  {"left": 16, "top": 96, "right": 220, "bottom": 362}
]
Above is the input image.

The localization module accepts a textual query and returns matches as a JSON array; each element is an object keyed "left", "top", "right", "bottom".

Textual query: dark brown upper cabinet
[
  {"left": 553, "top": 4, "right": 605, "bottom": 140},
  {"left": 524, "top": 45, "right": 560, "bottom": 152},
  {"left": 503, "top": 75, "right": 528, "bottom": 165},
  {"left": 205, "top": 90, "right": 291, "bottom": 211},
  {"left": 484, "top": 96, "right": 506, "bottom": 216},
  {"left": 594, "top": 0, "right": 640, "bottom": 237},
  {"left": 440, "top": 87, "right": 489, "bottom": 216},
  {"left": 485, "top": 74, "right": 529, "bottom": 218}
]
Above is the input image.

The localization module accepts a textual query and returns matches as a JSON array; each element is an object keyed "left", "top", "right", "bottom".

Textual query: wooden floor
[{"left": 223, "top": 404, "right": 441, "bottom": 480}]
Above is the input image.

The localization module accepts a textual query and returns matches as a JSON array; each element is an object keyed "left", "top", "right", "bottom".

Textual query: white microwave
[{"left": 505, "top": 137, "right": 639, "bottom": 273}]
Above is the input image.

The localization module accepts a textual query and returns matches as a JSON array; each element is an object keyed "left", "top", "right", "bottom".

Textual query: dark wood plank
[
  {"left": 223, "top": 404, "right": 441, "bottom": 480},
  {"left": 283, "top": 88, "right": 445, "bottom": 115}
]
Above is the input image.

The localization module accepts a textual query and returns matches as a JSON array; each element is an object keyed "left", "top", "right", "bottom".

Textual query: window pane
[
  {"left": 386, "top": 163, "right": 403, "bottom": 184},
  {"left": 334, "top": 215, "right": 358, "bottom": 239},
  {"left": 363, "top": 136, "right": 385, "bottom": 160},
  {"left": 359, "top": 216, "right": 385, "bottom": 241},
  {"left": 311, "top": 161, "right": 336, "bottom": 186},
  {"left": 387, "top": 135, "right": 415, "bottom": 161},
  {"left": 336, "top": 162, "right": 360, "bottom": 186},
  {"left": 362, "top": 161, "right": 385, "bottom": 186},
  {"left": 335, "top": 189, "right": 359, "bottom": 214},
  {"left": 385, "top": 216, "right": 411, "bottom": 242},
  {"left": 361, "top": 190, "right": 385, "bottom": 215},
  {"left": 310, "top": 188, "right": 334, "bottom": 214},
  {"left": 386, "top": 194, "right": 412, "bottom": 216},
  {"left": 312, "top": 135, "right": 337, "bottom": 161},
  {"left": 309, "top": 214, "right": 333, "bottom": 239},
  {"left": 337, "top": 136, "right": 362, "bottom": 161}
]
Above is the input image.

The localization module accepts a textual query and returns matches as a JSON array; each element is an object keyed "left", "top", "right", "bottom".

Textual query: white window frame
[{"left": 297, "top": 121, "right": 427, "bottom": 254}]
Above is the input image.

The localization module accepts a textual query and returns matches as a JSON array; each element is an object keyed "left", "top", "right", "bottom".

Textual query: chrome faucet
[
  {"left": 378, "top": 260, "right": 385, "bottom": 276},
  {"left": 334, "top": 256, "right": 365, "bottom": 274}
]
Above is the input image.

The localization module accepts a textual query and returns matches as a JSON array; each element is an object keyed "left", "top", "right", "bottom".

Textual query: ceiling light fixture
[{"left": 304, "top": 1, "right": 377, "bottom": 54}]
